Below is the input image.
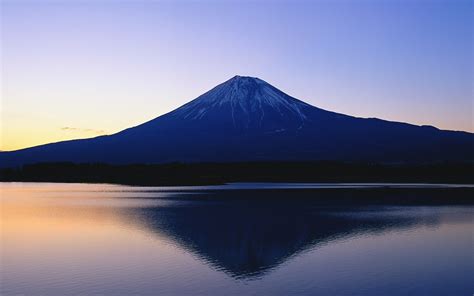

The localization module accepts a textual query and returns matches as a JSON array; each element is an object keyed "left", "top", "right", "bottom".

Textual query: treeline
[{"left": 0, "top": 161, "right": 473, "bottom": 185}]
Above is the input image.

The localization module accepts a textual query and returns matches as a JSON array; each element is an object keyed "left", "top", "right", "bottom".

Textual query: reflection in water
[
  {"left": 1, "top": 183, "right": 473, "bottom": 295},
  {"left": 127, "top": 199, "right": 441, "bottom": 279}
]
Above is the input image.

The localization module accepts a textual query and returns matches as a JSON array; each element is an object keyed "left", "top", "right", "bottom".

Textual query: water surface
[{"left": 1, "top": 182, "right": 473, "bottom": 295}]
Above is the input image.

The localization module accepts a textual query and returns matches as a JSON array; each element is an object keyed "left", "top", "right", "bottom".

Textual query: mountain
[{"left": 0, "top": 75, "right": 473, "bottom": 167}]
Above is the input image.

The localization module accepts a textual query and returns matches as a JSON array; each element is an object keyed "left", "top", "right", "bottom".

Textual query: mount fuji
[{"left": 1, "top": 75, "right": 472, "bottom": 167}]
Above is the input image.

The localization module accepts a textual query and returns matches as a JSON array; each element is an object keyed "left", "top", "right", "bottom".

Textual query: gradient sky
[{"left": 1, "top": 0, "right": 472, "bottom": 151}]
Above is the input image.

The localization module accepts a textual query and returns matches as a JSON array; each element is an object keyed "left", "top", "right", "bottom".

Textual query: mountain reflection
[{"left": 124, "top": 190, "right": 445, "bottom": 279}]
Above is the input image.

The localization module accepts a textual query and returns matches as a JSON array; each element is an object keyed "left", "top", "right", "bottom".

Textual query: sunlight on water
[{"left": 1, "top": 182, "right": 473, "bottom": 295}]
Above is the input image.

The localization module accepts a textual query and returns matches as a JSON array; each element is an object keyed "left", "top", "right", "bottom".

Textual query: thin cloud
[{"left": 61, "top": 127, "right": 107, "bottom": 134}]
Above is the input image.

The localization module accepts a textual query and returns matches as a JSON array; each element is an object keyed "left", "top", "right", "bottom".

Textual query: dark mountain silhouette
[{"left": 1, "top": 75, "right": 472, "bottom": 167}]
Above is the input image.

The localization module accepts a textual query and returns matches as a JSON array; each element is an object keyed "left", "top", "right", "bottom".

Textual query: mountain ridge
[{"left": 0, "top": 76, "right": 472, "bottom": 167}]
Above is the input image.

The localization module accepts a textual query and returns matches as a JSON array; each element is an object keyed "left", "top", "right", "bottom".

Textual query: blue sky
[{"left": 1, "top": 0, "right": 472, "bottom": 150}]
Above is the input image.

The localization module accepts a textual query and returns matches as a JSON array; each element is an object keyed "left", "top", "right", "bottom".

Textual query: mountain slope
[{"left": 1, "top": 76, "right": 473, "bottom": 167}]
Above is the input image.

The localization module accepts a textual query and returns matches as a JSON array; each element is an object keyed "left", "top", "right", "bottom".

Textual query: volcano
[{"left": 1, "top": 75, "right": 473, "bottom": 167}]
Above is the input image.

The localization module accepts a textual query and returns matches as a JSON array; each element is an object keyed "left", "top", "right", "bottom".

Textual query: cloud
[{"left": 60, "top": 127, "right": 107, "bottom": 134}]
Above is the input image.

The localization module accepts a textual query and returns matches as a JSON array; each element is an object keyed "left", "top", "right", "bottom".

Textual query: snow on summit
[{"left": 171, "top": 75, "right": 313, "bottom": 130}]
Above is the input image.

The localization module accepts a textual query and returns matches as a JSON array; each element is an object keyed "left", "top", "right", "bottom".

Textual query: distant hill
[{"left": 1, "top": 75, "right": 472, "bottom": 168}]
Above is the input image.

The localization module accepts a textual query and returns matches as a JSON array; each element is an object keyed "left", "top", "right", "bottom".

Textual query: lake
[{"left": 1, "top": 182, "right": 473, "bottom": 295}]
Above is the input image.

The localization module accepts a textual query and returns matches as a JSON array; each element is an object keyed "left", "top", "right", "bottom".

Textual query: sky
[{"left": 1, "top": 0, "right": 472, "bottom": 151}]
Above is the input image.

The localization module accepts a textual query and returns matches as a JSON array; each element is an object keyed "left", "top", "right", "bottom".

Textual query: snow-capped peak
[{"left": 171, "top": 76, "right": 312, "bottom": 130}]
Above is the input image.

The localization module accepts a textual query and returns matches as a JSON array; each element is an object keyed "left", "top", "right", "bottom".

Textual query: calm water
[{"left": 1, "top": 182, "right": 473, "bottom": 296}]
